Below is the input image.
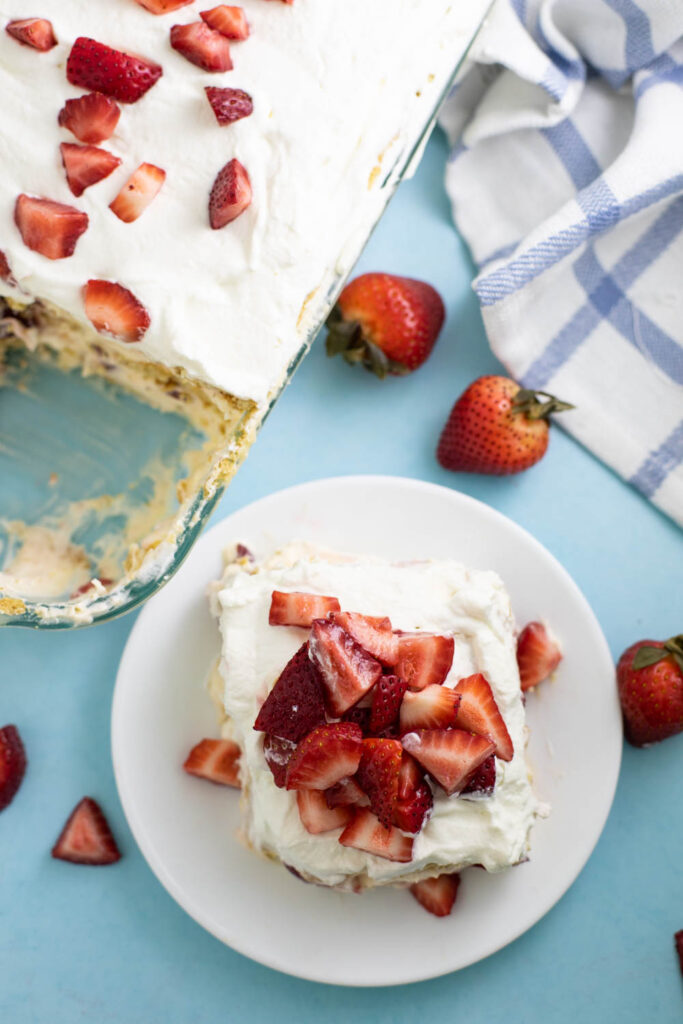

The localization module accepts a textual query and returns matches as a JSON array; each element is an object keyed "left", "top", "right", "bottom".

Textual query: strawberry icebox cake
[{"left": 187, "top": 543, "right": 554, "bottom": 918}]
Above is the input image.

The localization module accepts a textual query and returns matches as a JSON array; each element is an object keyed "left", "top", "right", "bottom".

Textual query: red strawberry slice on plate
[
  {"left": 402, "top": 729, "right": 494, "bottom": 796},
  {"left": 58, "top": 93, "right": 121, "bottom": 145},
  {"left": 309, "top": 619, "right": 382, "bottom": 716},
  {"left": 209, "top": 158, "right": 252, "bottom": 229},
  {"left": 15, "top": 195, "right": 89, "bottom": 260},
  {"left": 399, "top": 684, "right": 460, "bottom": 732},
  {"left": 355, "top": 738, "right": 402, "bottom": 827},
  {"left": 134, "top": 0, "right": 194, "bottom": 12},
  {"left": 369, "top": 675, "right": 407, "bottom": 733},
  {"left": 269, "top": 590, "right": 340, "bottom": 628},
  {"left": 83, "top": 280, "right": 150, "bottom": 343},
  {"left": 454, "top": 673, "right": 514, "bottom": 762},
  {"left": 205, "top": 86, "right": 253, "bottom": 125},
  {"left": 410, "top": 873, "right": 460, "bottom": 917},
  {"left": 109, "top": 163, "right": 166, "bottom": 223},
  {"left": 285, "top": 722, "right": 363, "bottom": 791},
  {"left": 395, "top": 633, "right": 454, "bottom": 690},
  {"left": 0, "top": 725, "right": 27, "bottom": 812},
  {"left": 461, "top": 753, "right": 496, "bottom": 796},
  {"left": 170, "top": 22, "right": 233, "bottom": 71},
  {"left": 393, "top": 771, "right": 432, "bottom": 834},
  {"left": 296, "top": 790, "right": 353, "bottom": 835},
  {"left": 201, "top": 5, "right": 250, "bottom": 39},
  {"left": 253, "top": 642, "right": 326, "bottom": 742},
  {"left": 329, "top": 611, "right": 399, "bottom": 666},
  {"left": 67, "top": 37, "right": 163, "bottom": 104},
  {"left": 339, "top": 807, "right": 413, "bottom": 863},
  {"left": 6, "top": 17, "right": 57, "bottom": 51},
  {"left": 183, "top": 737, "right": 241, "bottom": 787},
  {"left": 52, "top": 797, "right": 121, "bottom": 865},
  {"left": 263, "top": 735, "right": 296, "bottom": 788},
  {"left": 517, "top": 621, "right": 562, "bottom": 691},
  {"left": 60, "top": 143, "right": 121, "bottom": 198},
  {"left": 325, "top": 777, "right": 369, "bottom": 809}
]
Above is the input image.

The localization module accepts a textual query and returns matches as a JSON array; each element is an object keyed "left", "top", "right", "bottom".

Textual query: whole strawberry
[
  {"left": 437, "top": 375, "right": 573, "bottom": 475},
  {"left": 326, "top": 272, "right": 445, "bottom": 377},
  {"left": 617, "top": 635, "right": 683, "bottom": 747}
]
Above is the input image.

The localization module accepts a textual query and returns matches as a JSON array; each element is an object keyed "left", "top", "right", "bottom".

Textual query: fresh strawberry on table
[
  {"left": 437, "top": 375, "right": 573, "bottom": 475},
  {"left": 52, "top": 797, "right": 121, "bottom": 865},
  {"left": 616, "top": 634, "right": 683, "bottom": 746},
  {"left": 325, "top": 272, "right": 445, "bottom": 377},
  {"left": 0, "top": 725, "right": 27, "bottom": 812}
]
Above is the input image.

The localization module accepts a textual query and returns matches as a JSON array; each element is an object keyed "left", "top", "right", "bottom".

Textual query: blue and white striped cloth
[{"left": 440, "top": 0, "right": 683, "bottom": 527}]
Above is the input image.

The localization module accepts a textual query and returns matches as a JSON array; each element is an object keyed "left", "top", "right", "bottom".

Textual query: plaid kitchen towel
[{"left": 440, "top": 0, "right": 683, "bottom": 527}]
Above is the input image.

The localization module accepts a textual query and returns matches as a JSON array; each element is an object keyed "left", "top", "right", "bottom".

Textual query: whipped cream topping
[
  {"left": 0, "top": 0, "right": 488, "bottom": 405},
  {"left": 212, "top": 543, "right": 541, "bottom": 889}
]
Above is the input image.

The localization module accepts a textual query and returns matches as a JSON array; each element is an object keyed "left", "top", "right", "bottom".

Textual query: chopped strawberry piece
[
  {"left": 454, "top": 673, "right": 514, "bottom": 762},
  {"left": 60, "top": 143, "right": 121, "bottom": 198},
  {"left": 285, "top": 722, "right": 363, "bottom": 791},
  {"left": 134, "top": 0, "right": 194, "bottom": 12},
  {"left": 183, "top": 737, "right": 241, "bottom": 787},
  {"left": 263, "top": 735, "right": 296, "bottom": 788},
  {"left": 309, "top": 620, "right": 382, "bottom": 716},
  {"left": 517, "top": 621, "right": 562, "bottom": 691},
  {"left": 58, "top": 93, "right": 121, "bottom": 145},
  {"left": 205, "top": 86, "right": 253, "bottom": 125},
  {"left": 369, "top": 675, "right": 407, "bottom": 733},
  {"left": 70, "top": 577, "right": 114, "bottom": 598},
  {"left": 325, "top": 777, "right": 369, "bottom": 809},
  {"left": 355, "top": 738, "right": 402, "bottom": 827},
  {"left": 329, "top": 611, "right": 399, "bottom": 665},
  {"left": 170, "top": 21, "right": 233, "bottom": 71},
  {"left": 410, "top": 873, "right": 460, "bottom": 917},
  {"left": 675, "top": 931, "right": 683, "bottom": 976},
  {"left": 0, "top": 725, "right": 27, "bottom": 812},
  {"left": 109, "top": 163, "right": 166, "bottom": 223},
  {"left": 268, "top": 591, "right": 340, "bottom": 628},
  {"left": 52, "top": 797, "right": 121, "bottom": 865},
  {"left": 393, "top": 776, "right": 432, "bottom": 833},
  {"left": 395, "top": 633, "right": 454, "bottom": 690},
  {"left": 67, "top": 37, "right": 162, "bottom": 104},
  {"left": 83, "top": 280, "right": 150, "bottom": 343},
  {"left": 461, "top": 753, "right": 496, "bottom": 796},
  {"left": 339, "top": 807, "right": 413, "bottom": 863},
  {"left": 6, "top": 17, "right": 57, "bottom": 51},
  {"left": 14, "top": 195, "right": 88, "bottom": 261},
  {"left": 209, "top": 158, "right": 252, "bottom": 229},
  {"left": 0, "top": 250, "right": 14, "bottom": 284},
  {"left": 296, "top": 790, "right": 352, "bottom": 834},
  {"left": 253, "top": 643, "right": 326, "bottom": 742},
  {"left": 342, "top": 705, "right": 371, "bottom": 734},
  {"left": 399, "top": 684, "right": 460, "bottom": 733},
  {"left": 397, "top": 752, "right": 423, "bottom": 801},
  {"left": 201, "top": 5, "right": 249, "bottom": 39},
  {"left": 402, "top": 729, "right": 494, "bottom": 796}
]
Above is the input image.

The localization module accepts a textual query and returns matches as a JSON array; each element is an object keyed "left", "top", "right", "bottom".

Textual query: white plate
[{"left": 112, "top": 476, "right": 621, "bottom": 987}]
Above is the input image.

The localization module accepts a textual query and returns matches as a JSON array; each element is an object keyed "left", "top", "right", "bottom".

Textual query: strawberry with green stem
[{"left": 617, "top": 634, "right": 683, "bottom": 746}]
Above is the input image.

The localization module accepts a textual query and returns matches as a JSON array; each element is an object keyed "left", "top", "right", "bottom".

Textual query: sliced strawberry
[
  {"left": 309, "top": 620, "right": 382, "bottom": 716},
  {"left": 395, "top": 633, "right": 454, "bottom": 690},
  {"left": 676, "top": 931, "right": 683, "bottom": 976},
  {"left": 201, "top": 5, "right": 249, "bottom": 39},
  {"left": 454, "top": 673, "right": 514, "bottom": 762},
  {"left": 14, "top": 195, "right": 88, "bottom": 261},
  {"left": 51, "top": 797, "right": 121, "bottom": 865},
  {"left": 285, "top": 722, "right": 363, "bottom": 791},
  {"left": 0, "top": 250, "right": 14, "bottom": 284},
  {"left": 0, "top": 725, "right": 27, "bottom": 812},
  {"left": 109, "top": 163, "right": 166, "bottom": 223},
  {"left": 402, "top": 729, "right": 494, "bottom": 796},
  {"left": 205, "top": 86, "right": 253, "bottom": 125},
  {"left": 83, "top": 280, "right": 150, "bottom": 343},
  {"left": 134, "top": 0, "right": 194, "bottom": 12},
  {"left": 263, "top": 735, "right": 296, "bottom": 788},
  {"left": 397, "top": 752, "right": 423, "bottom": 801},
  {"left": 461, "top": 753, "right": 496, "bottom": 796},
  {"left": 325, "top": 777, "right": 369, "bottom": 809},
  {"left": 183, "top": 737, "right": 241, "bottom": 787},
  {"left": 342, "top": 705, "right": 371, "bottom": 734},
  {"left": 253, "top": 643, "right": 326, "bottom": 742},
  {"left": 60, "top": 143, "right": 121, "bottom": 198},
  {"left": 58, "top": 93, "right": 121, "bottom": 145},
  {"left": 268, "top": 590, "right": 340, "bottom": 628},
  {"left": 339, "top": 807, "right": 413, "bottom": 863},
  {"left": 329, "top": 611, "right": 399, "bottom": 665},
  {"left": 517, "top": 621, "right": 562, "bottom": 691},
  {"left": 67, "top": 37, "right": 163, "bottom": 104},
  {"left": 170, "top": 22, "right": 233, "bottom": 71},
  {"left": 297, "top": 790, "right": 352, "bottom": 834},
  {"left": 399, "top": 684, "right": 460, "bottom": 733},
  {"left": 369, "top": 675, "right": 407, "bottom": 733},
  {"left": 355, "top": 738, "right": 402, "bottom": 827},
  {"left": 410, "top": 873, "right": 460, "bottom": 917},
  {"left": 393, "top": 776, "right": 432, "bottom": 833},
  {"left": 6, "top": 17, "right": 57, "bottom": 51},
  {"left": 209, "top": 158, "right": 252, "bottom": 229}
]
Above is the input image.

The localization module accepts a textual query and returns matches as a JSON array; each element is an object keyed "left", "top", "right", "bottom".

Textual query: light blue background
[{"left": 2, "top": 132, "right": 682, "bottom": 1023}]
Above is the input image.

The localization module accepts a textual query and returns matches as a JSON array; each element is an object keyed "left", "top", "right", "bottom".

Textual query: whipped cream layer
[
  {"left": 212, "top": 543, "right": 540, "bottom": 889},
  {"left": 0, "top": 0, "right": 488, "bottom": 405}
]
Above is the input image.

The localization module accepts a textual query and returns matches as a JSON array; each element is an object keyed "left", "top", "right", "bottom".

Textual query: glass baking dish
[{"left": 0, "top": 3, "right": 492, "bottom": 629}]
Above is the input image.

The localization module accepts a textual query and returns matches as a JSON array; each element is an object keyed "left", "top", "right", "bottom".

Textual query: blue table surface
[{"left": 2, "top": 131, "right": 682, "bottom": 1024}]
